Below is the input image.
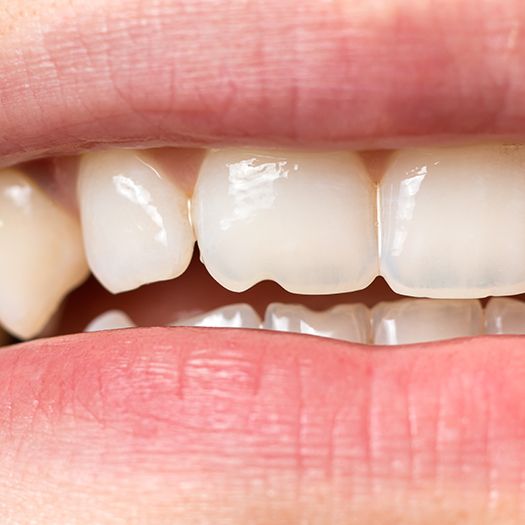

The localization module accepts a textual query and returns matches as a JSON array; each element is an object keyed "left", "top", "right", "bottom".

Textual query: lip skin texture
[
  {"left": 1, "top": 328, "right": 525, "bottom": 523},
  {"left": 0, "top": 0, "right": 525, "bottom": 166}
]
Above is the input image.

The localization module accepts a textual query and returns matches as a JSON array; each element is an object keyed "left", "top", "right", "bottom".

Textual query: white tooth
[
  {"left": 192, "top": 149, "right": 378, "bottom": 294},
  {"left": 372, "top": 299, "right": 484, "bottom": 345},
  {"left": 485, "top": 297, "right": 525, "bottom": 335},
  {"left": 173, "top": 304, "right": 261, "bottom": 328},
  {"left": 84, "top": 310, "right": 136, "bottom": 332},
  {"left": 78, "top": 149, "right": 195, "bottom": 294},
  {"left": 263, "top": 303, "right": 371, "bottom": 343},
  {"left": 0, "top": 169, "right": 88, "bottom": 339},
  {"left": 379, "top": 145, "right": 525, "bottom": 298}
]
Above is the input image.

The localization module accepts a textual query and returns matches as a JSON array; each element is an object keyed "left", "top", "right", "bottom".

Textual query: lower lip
[{"left": 2, "top": 327, "right": 524, "bottom": 517}]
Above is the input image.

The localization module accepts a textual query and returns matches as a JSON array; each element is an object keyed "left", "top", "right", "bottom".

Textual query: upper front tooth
[
  {"left": 78, "top": 149, "right": 195, "bottom": 294},
  {"left": 0, "top": 169, "right": 88, "bottom": 339},
  {"left": 263, "top": 303, "right": 371, "bottom": 343},
  {"left": 379, "top": 145, "right": 525, "bottom": 298},
  {"left": 372, "top": 299, "right": 484, "bottom": 345},
  {"left": 173, "top": 303, "right": 261, "bottom": 328},
  {"left": 84, "top": 309, "right": 136, "bottom": 332},
  {"left": 485, "top": 297, "right": 525, "bottom": 335},
  {"left": 192, "top": 149, "right": 378, "bottom": 294}
]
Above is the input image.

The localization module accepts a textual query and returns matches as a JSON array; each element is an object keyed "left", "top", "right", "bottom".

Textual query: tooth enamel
[
  {"left": 485, "top": 297, "right": 525, "bottom": 335},
  {"left": 78, "top": 149, "right": 195, "bottom": 293},
  {"left": 372, "top": 299, "right": 484, "bottom": 345},
  {"left": 192, "top": 149, "right": 378, "bottom": 294},
  {"left": 263, "top": 303, "right": 371, "bottom": 343},
  {"left": 0, "top": 169, "right": 88, "bottom": 339},
  {"left": 173, "top": 303, "right": 261, "bottom": 328},
  {"left": 379, "top": 145, "right": 525, "bottom": 298},
  {"left": 84, "top": 310, "right": 136, "bottom": 332}
]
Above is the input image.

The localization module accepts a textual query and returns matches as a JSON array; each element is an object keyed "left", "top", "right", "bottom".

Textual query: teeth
[
  {"left": 372, "top": 299, "right": 484, "bottom": 345},
  {"left": 485, "top": 297, "right": 525, "bottom": 335},
  {"left": 84, "top": 310, "right": 136, "bottom": 332},
  {"left": 379, "top": 145, "right": 525, "bottom": 298},
  {"left": 78, "top": 149, "right": 195, "bottom": 294},
  {"left": 192, "top": 149, "right": 378, "bottom": 294},
  {"left": 263, "top": 303, "right": 371, "bottom": 343},
  {"left": 173, "top": 304, "right": 261, "bottom": 328},
  {"left": 0, "top": 169, "right": 88, "bottom": 339}
]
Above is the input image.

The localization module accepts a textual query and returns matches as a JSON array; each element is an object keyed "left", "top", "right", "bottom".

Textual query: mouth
[{"left": 3, "top": 0, "right": 525, "bottom": 522}]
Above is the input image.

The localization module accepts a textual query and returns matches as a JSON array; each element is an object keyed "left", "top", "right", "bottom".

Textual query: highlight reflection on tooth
[
  {"left": 0, "top": 169, "right": 89, "bottom": 339},
  {"left": 263, "top": 303, "right": 371, "bottom": 343},
  {"left": 85, "top": 310, "right": 135, "bottom": 332},
  {"left": 173, "top": 304, "right": 261, "bottom": 328},
  {"left": 379, "top": 145, "right": 525, "bottom": 298},
  {"left": 78, "top": 149, "right": 195, "bottom": 294},
  {"left": 372, "top": 299, "right": 484, "bottom": 345},
  {"left": 192, "top": 148, "right": 378, "bottom": 294},
  {"left": 485, "top": 297, "right": 525, "bottom": 335}
]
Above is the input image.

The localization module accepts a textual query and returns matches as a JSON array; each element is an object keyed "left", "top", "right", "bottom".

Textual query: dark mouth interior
[
  {"left": 55, "top": 249, "right": 396, "bottom": 335},
  {"left": 41, "top": 248, "right": 518, "bottom": 338}
]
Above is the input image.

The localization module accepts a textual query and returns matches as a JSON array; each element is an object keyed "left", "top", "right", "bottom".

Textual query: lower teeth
[{"left": 82, "top": 296, "right": 525, "bottom": 346}]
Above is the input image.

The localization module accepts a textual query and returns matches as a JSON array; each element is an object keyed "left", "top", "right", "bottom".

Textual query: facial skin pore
[{"left": 2, "top": 0, "right": 525, "bottom": 523}]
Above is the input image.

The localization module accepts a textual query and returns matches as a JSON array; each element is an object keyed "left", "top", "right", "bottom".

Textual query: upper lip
[{"left": 1, "top": 0, "right": 524, "bottom": 168}]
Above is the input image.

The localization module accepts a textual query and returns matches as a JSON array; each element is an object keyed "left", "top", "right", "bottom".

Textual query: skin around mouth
[{"left": 2, "top": 0, "right": 525, "bottom": 523}]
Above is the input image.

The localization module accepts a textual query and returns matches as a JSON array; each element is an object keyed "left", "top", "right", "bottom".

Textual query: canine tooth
[
  {"left": 78, "top": 149, "right": 195, "bottom": 294},
  {"left": 84, "top": 310, "right": 135, "bottom": 332},
  {"left": 192, "top": 149, "right": 378, "bottom": 294},
  {"left": 263, "top": 303, "right": 371, "bottom": 343},
  {"left": 379, "top": 145, "right": 525, "bottom": 298},
  {"left": 173, "top": 304, "right": 261, "bottom": 328},
  {"left": 372, "top": 299, "right": 483, "bottom": 345},
  {"left": 0, "top": 169, "right": 88, "bottom": 339},
  {"left": 485, "top": 297, "right": 525, "bottom": 335}
]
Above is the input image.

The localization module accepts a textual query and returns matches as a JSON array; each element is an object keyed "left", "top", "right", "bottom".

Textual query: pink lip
[
  {"left": 3, "top": 0, "right": 525, "bottom": 518},
  {"left": 1, "top": 0, "right": 525, "bottom": 167},
  {"left": 2, "top": 328, "right": 525, "bottom": 517}
]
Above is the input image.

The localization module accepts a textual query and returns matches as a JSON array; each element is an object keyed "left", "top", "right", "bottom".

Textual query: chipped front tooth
[
  {"left": 84, "top": 310, "right": 136, "bottom": 332},
  {"left": 372, "top": 299, "right": 484, "bottom": 345},
  {"left": 173, "top": 304, "right": 261, "bottom": 328},
  {"left": 192, "top": 149, "right": 378, "bottom": 294},
  {"left": 78, "top": 149, "right": 195, "bottom": 294},
  {"left": 379, "top": 145, "right": 525, "bottom": 298},
  {"left": 485, "top": 297, "right": 525, "bottom": 335},
  {"left": 263, "top": 303, "right": 371, "bottom": 343},
  {"left": 0, "top": 169, "right": 88, "bottom": 339}
]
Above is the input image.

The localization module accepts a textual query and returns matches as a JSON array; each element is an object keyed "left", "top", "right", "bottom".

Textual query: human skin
[
  {"left": 2, "top": 0, "right": 525, "bottom": 523},
  {"left": 4, "top": 330, "right": 525, "bottom": 524}
]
